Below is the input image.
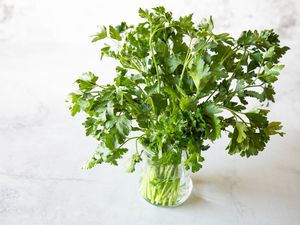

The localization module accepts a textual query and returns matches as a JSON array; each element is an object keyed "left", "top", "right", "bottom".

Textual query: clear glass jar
[{"left": 139, "top": 153, "right": 193, "bottom": 207}]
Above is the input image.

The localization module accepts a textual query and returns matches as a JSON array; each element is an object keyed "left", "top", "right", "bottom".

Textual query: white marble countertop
[{"left": 1, "top": 0, "right": 300, "bottom": 224}]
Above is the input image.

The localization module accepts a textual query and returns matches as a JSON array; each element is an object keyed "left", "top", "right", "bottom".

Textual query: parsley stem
[
  {"left": 227, "top": 47, "right": 247, "bottom": 84},
  {"left": 244, "top": 84, "right": 264, "bottom": 89},
  {"left": 135, "top": 138, "right": 139, "bottom": 154},
  {"left": 135, "top": 85, "right": 147, "bottom": 98},
  {"left": 119, "top": 135, "right": 144, "bottom": 148},
  {"left": 205, "top": 89, "right": 217, "bottom": 101},
  {"left": 186, "top": 35, "right": 212, "bottom": 66},
  {"left": 179, "top": 37, "right": 193, "bottom": 87},
  {"left": 220, "top": 45, "right": 239, "bottom": 64},
  {"left": 140, "top": 163, "right": 180, "bottom": 206},
  {"left": 179, "top": 36, "right": 212, "bottom": 88},
  {"left": 149, "top": 30, "right": 160, "bottom": 92},
  {"left": 149, "top": 25, "right": 176, "bottom": 93},
  {"left": 220, "top": 106, "right": 249, "bottom": 125}
]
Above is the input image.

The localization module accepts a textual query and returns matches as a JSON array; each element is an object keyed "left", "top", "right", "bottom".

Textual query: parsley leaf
[{"left": 68, "top": 6, "right": 288, "bottom": 173}]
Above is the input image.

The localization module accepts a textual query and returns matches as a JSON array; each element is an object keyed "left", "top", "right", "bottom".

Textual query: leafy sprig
[{"left": 67, "top": 6, "right": 288, "bottom": 172}]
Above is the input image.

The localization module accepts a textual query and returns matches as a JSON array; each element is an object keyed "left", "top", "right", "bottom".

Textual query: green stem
[
  {"left": 244, "top": 84, "right": 264, "bottom": 89},
  {"left": 220, "top": 45, "right": 239, "bottom": 64},
  {"left": 141, "top": 162, "right": 180, "bottom": 206},
  {"left": 179, "top": 36, "right": 212, "bottom": 88},
  {"left": 118, "top": 135, "right": 143, "bottom": 148},
  {"left": 157, "top": 165, "right": 174, "bottom": 201},
  {"left": 179, "top": 38, "right": 193, "bottom": 87},
  {"left": 149, "top": 25, "right": 175, "bottom": 93},
  {"left": 220, "top": 106, "right": 249, "bottom": 126},
  {"left": 135, "top": 85, "right": 147, "bottom": 98},
  {"left": 205, "top": 89, "right": 217, "bottom": 102},
  {"left": 227, "top": 47, "right": 247, "bottom": 84},
  {"left": 149, "top": 32, "right": 160, "bottom": 93}
]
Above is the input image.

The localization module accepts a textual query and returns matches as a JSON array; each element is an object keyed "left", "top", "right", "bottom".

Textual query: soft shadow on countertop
[
  {"left": 181, "top": 175, "right": 228, "bottom": 208},
  {"left": 181, "top": 132, "right": 300, "bottom": 209},
  {"left": 183, "top": 191, "right": 208, "bottom": 208}
]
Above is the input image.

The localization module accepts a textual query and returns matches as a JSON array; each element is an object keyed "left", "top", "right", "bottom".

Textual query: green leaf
[
  {"left": 264, "top": 85, "right": 276, "bottom": 102},
  {"left": 104, "top": 133, "right": 116, "bottom": 150},
  {"left": 68, "top": 7, "right": 288, "bottom": 173},
  {"left": 259, "top": 64, "right": 285, "bottom": 82},
  {"left": 204, "top": 101, "right": 222, "bottom": 114},
  {"left": 82, "top": 151, "right": 104, "bottom": 169},
  {"left": 68, "top": 93, "right": 82, "bottom": 116},
  {"left": 167, "top": 55, "right": 182, "bottom": 73},
  {"left": 244, "top": 90, "right": 264, "bottom": 102},
  {"left": 155, "top": 38, "right": 169, "bottom": 58},
  {"left": 236, "top": 122, "right": 247, "bottom": 143},
  {"left": 150, "top": 93, "right": 168, "bottom": 115},
  {"left": 264, "top": 122, "right": 285, "bottom": 136},
  {"left": 127, "top": 153, "right": 142, "bottom": 173},
  {"left": 246, "top": 112, "right": 268, "bottom": 127},
  {"left": 83, "top": 117, "right": 97, "bottom": 136},
  {"left": 71, "top": 104, "right": 80, "bottom": 116},
  {"left": 76, "top": 72, "right": 98, "bottom": 91},
  {"left": 264, "top": 46, "right": 275, "bottom": 59},
  {"left": 179, "top": 14, "right": 194, "bottom": 30},
  {"left": 250, "top": 51, "right": 263, "bottom": 64},
  {"left": 153, "top": 6, "right": 166, "bottom": 15},
  {"left": 185, "top": 152, "right": 204, "bottom": 173},
  {"left": 189, "top": 57, "right": 211, "bottom": 93},
  {"left": 106, "top": 101, "right": 114, "bottom": 117},
  {"left": 106, "top": 147, "right": 128, "bottom": 165},
  {"left": 199, "top": 16, "right": 214, "bottom": 32},
  {"left": 91, "top": 26, "right": 107, "bottom": 42},
  {"left": 235, "top": 79, "right": 245, "bottom": 93},
  {"left": 116, "top": 22, "right": 128, "bottom": 33},
  {"left": 237, "top": 30, "right": 258, "bottom": 46},
  {"left": 115, "top": 115, "right": 131, "bottom": 137},
  {"left": 136, "top": 114, "right": 149, "bottom": 128},
  {"left": 202, "top": 102, "right": 222, "bottom": 140},
  {"left": 226, "top": 128, "right": 239, "bottom": 155},
  {"left": 138, "top": 8, "right": 149, "bottom": 18},
  {"left": 109, "top": 25, "right": 122, "bottom": 41}
]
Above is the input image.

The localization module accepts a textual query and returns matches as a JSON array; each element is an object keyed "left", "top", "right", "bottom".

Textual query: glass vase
[{"left": 139, "top": 154, "right": 193, "bottom": 207}]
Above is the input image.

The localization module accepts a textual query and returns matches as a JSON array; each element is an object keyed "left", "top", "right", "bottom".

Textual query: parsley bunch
[{"left": 68, "top": 6, "right": 288, "bottom": 173}]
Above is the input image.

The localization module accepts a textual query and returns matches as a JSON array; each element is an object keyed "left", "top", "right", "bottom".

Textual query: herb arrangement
[{"left": 68, "top": 7, "right": 288, "bottom": 206}]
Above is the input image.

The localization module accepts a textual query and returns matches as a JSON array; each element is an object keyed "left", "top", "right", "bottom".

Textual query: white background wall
[{"left": 0, "top": 0, "right": 299, "bottom": 225}]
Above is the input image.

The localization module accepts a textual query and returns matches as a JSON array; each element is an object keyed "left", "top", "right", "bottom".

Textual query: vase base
[{"left": 140, "top": 178, "right": 193, "bottom": 207}]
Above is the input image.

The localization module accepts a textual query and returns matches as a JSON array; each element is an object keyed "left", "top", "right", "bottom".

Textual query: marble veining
[{"left": 0, "top": 0, "right": 13, "bottom": 23}]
